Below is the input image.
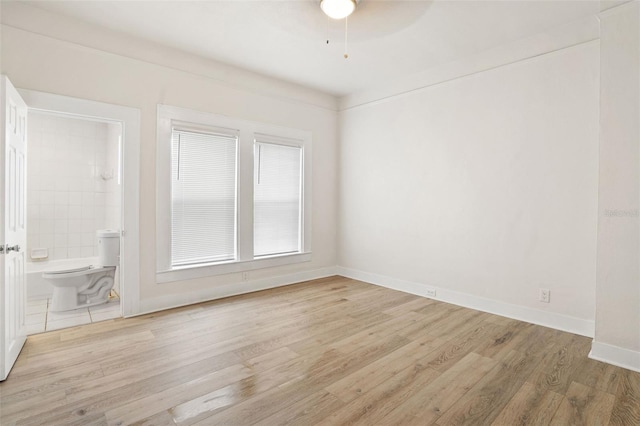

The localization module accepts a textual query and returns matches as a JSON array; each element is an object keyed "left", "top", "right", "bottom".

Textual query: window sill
[{"left": 156, "top": 252, "right": 312, "bottom": 284}]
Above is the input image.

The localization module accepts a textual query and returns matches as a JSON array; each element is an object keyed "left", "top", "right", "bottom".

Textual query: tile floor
[{"left": 26, "top": 294, "right": 121, "bottom": 334}]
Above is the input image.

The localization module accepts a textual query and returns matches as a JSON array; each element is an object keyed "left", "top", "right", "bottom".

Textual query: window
[
  {"left": 171, "top": 129, "right": 237, "bottom": 266},
  {"left": 156, "top": 105, "right": 311, "bottom": 283},
  {"left": 254, "top": 141, "right": 302, "bottom": 257}
]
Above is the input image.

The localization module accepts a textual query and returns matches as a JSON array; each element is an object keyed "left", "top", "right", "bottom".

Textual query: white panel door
[{"left": 0, "top": 75, "right": 27, "bottom": 381}]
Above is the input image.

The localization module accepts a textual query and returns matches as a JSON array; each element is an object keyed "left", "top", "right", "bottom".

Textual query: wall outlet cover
[{"left": 539, "top": 288, "right": 550, "bottom": 303}]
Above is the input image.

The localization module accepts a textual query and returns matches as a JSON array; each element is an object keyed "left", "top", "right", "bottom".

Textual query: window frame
[
  {"left": 156, "top": 105, "right": 312, "bottom": 284},
  {"left": 253, "top": 135, "right": 304, "bottom": 258},
  {"left": 170, "top": 126, "right": 239, "bottom": 267}
]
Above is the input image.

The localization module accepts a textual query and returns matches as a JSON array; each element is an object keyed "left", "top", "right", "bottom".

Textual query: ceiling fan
[
  {"left": 319, "top": 0, "right": 360, "bottom": 58},
  {"left": 320, "top": 0, "right": 359, "bottom": 20}
]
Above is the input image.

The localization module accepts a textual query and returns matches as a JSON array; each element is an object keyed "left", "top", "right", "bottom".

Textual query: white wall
[
  {"left": 591, "top": 2, "right": 640, "bottom": 371},
  {"left": 339, "top": 41, "right": 600, "bottom": 333},
  {"left": 1, "top": 4, "right": 338, "bottom": 311},
  {"left": 26, "top": 113, "right": 114, "bottom": 261}
]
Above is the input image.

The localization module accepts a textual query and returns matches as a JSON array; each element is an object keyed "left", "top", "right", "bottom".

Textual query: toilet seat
[
  {"left": 45, "top": 265, "right": 92, "bottom": 275},
  {"left": 43, "top": 266, "right": 114, "bottom": 279}
]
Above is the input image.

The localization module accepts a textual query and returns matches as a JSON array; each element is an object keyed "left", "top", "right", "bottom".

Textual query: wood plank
[
  {"left": 104, "top": 363, "right": 253, "bottom": 425},
  {"left": 435, "top": 349, "right": 544, "bottom": 425},
  {"left": 525, "top": 333, "right": 592, "bottom": 395},
  {"left": 473, "top": 320, "right": 533, "bottom": 359},
  {"left": 550, "top": 380, "right": 615, "bottom": 425},
  {"left": 396, "top": 306, "right": 487, "bottom": 342},
  {"left": 242, "top": 347, "right": 300, "bottom": 373},
  {"left": 195, "top": 334, "right": 411, "bottom": 425},
  {"left": 286, "top": 310, "right": 394, "bottom": 356},
  {"left": 130, "top": 410, "right": 176, "bottom": 426},
  {"left": 168, "top": 349, "right": 345, "bottom": 425},
  {"left": 325, "top": 333, "right": 447, "bottom": 403},
  {"left": 0, "top": 362, "right": 103, "bottom": 400},
  {"left": 65, "top": 344, "right": 241, "bottom": 403},
  {"left": 569, "top": 356, "right": 621, "bottom": 395},
  {"left": 321, "top": 363, "right": 442, "bottom": 425},
  {"left": 251, "top": 390, "right": 343, "bottom": 426},
  {"left": 167, "top": 381, "right": 247, "bottom": 425},
  {"left": 381, "top": 296, "right": 436, "bottom": 316},
  {"left": 608, "top": 369, "right": 640, "bottom": 426},
  {"left": 0, "top": 390, "right": 68, "bottom": 425},
  {"left": 422, "top": 320, "right": 503, "bottom": 373},
  {"left": 11, "top": 353, "right": 249, "bottom": 425},
  {"left": 491, "top": 381, "right": 564, "bottom": 425},
  {"left": 381, "top": 351, "right": 497, "bottom": 425}
]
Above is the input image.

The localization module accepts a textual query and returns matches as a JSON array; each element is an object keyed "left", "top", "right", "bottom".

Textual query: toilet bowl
[
  {"left": 44, "top": 266, "right": 116, "bottom": 312},
  {"left": 43, "top": 230, "right": 120, "bottom": 312}
]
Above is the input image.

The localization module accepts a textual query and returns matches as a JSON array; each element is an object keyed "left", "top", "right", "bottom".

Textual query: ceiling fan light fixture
[{"left": 320, "top": 0, "right": 357, "bottom": 20}]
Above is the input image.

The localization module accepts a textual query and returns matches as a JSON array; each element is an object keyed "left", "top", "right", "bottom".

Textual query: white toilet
[{"left": 44, "top": 230, "right": 120, "bottom": 312}]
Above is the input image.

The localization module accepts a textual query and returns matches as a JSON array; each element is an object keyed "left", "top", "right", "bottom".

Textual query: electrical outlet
[
  {"left": 539, "top": 288, "right": 550, "bottom": 303},
  {"left": 242, "top": 272, "right": 249, "bottom": 281},
  {"left": 426, "top": 288, "right": 437, "bottom": 298}
]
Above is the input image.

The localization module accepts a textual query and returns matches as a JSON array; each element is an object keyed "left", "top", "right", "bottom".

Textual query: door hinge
[
  {"left": 0, "top": 245, "right": 4, "bottom": 254},
  {"left": 121, "top": 230, "right": 126, "bottom": 237}
]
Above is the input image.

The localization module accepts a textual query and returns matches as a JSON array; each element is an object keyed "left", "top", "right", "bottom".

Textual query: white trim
[
  {"left": 589, "top": 341, "right": 640, "bottom": 373},
  {"left": 336, "top": 267, "right": 595, "bottom": 338},
  {"left": 598, "top": 0, "right": 638, "bottom": 19},
  {"left": 18, "top": 89, "right": 141, "bottom": 317},
  {"left": 157, "top": 252, "right": 312, "bottom": 283},
  {"left": 139, "top": 266, "right": 337, "bottom": 316}
]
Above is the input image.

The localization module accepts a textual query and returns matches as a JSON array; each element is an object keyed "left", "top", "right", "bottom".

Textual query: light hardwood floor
[{"left": 1, "top": 276, "right": 639, "bottom": 425}]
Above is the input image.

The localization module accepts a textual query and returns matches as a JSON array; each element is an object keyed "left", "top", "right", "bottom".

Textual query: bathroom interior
[{"left": 25, "top": 111, "right": 123, "bottom": 334}]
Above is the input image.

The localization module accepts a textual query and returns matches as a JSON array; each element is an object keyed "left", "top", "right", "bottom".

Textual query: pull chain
[
  {"left": 344, "top": 16, "right": 349, "bottom": 59},
  {"left": 326, "top": 15, "right": 330, "bottom": 44}
]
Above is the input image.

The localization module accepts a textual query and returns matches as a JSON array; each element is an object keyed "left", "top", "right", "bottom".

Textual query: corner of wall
[
  {"left": 589, "top": 341, "right": 640, "bottom": 373},
  {"left": 594, "top": 0, "right": 640, "bottom": 371}
]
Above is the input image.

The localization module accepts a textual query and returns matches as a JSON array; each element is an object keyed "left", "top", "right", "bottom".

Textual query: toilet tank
[{"left": 96, "top": 229, "right": 120, "bottom": 267}]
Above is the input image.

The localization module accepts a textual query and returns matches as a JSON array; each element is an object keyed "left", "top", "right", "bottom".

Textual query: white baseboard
[
  {"left": 336, "top": 266, "right": 595, "bottom": 338},
  {"left": 136, "top": 266, "right": 338, "bottom": 317},
  {"left": 589, "top": 341, "right": 640, "bottom": 373}
]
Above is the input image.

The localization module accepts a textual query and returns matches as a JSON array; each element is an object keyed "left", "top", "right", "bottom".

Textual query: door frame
[{"left": 19, "top": 89, "right": 141, "bottom": 317}]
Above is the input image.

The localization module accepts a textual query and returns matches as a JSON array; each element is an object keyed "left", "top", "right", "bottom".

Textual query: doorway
[
  {"left": 18, "top": 89, "right": 141, "bottom": 322},
  {"left": 25, "top": 111, "right": 124, "bottom": 333}
]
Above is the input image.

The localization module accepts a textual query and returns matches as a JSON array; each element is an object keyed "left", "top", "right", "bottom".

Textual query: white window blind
[
  {"left": 171, "top": 129, "right": 237, "bottom": 266},
  {"left": 254, "top": 141, "right": 302, "bottom": 257}
]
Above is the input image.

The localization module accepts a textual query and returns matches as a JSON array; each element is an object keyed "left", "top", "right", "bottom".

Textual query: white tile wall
[{"left": 27, "top": 113, "right": 122, "bottom": 262}]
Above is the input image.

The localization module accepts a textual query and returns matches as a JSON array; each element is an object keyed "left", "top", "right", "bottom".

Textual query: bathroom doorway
[
  {"left": 25, "top": 112, "right": 123, "bottom": 332},
  {"left": 18, "top": 89, "right": 140, "bottom": 334}
]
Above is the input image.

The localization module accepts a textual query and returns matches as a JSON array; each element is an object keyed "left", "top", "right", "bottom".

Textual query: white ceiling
[{"left": 26, "top": 1, "right": 605, "bottom": 96}]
